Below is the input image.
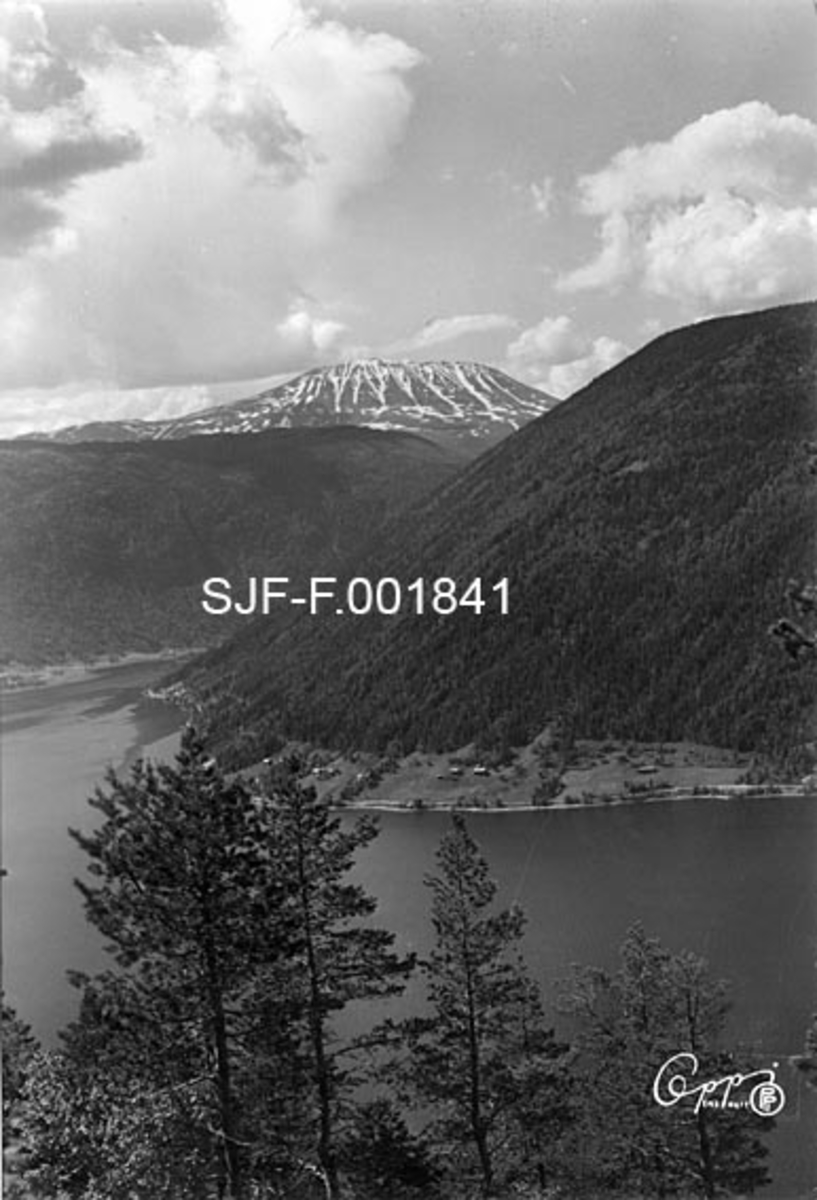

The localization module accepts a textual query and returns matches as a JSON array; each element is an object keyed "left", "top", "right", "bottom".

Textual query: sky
[{"left": 1, "top": 0, "right": 815, "bottom": 436}]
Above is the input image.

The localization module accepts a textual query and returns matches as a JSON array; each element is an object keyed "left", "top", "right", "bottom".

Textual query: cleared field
[{"left": 242, "top": 739, "right": 763, "bottom": 812}]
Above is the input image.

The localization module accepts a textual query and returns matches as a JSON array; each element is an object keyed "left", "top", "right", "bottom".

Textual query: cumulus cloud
[
  {"left": 505, "top": 314, "right": 584, "bottom": 366},
  {"left": 543, "top": 336, "right": 630, "bottom": 398},
  {"left": 0, "top": 123, "right": 141, "bottom": 192},
  {"left": 558, "top": 102, "right": 817, "bottom": 312},
  {"left": 276, "top": 304, "right": 348, "bottom": 358},
  {"left": 0, "top": 381, "right": 217, "bottom": 439},
  {"left": 0, "top": 0, "right": 84, "bottom": 111},
  {"left": 396, "top": 312, "right": 518, "bottom": 353},
  {"left": 506, "top": 314, "right": 629, "bottom": 397},
  {"left": 643, "top": 194, "right": 817, "bottom": 308},
  {"left": 0, "top": 1, "right": 144, "bottom": 255},
  {"left": 0, "top": 0, "right": 421, "bottom": 397},
  {"left": 0, "top": 368, "right": 309, "bottom": 439}
]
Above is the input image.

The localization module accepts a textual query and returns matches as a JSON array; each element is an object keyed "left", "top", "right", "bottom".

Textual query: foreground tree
[
  {"left": 391, "top": 815, "right": 570, "bottom": 1197},
  {"left": 2, "top": 1001, "right": 38, "bottom": 1125},
  {"left": 15, "top": 735, "right": 412, "bottom": 1200},
  {"left": 338, "top": 1099, "right": 442, "bottom": 1199},
  {"left": 251, "top": 765, "right": 415, "bottom": 1199},
  {"left": 14, "top": 1048, "right": 213, "bottom": 1199},
  {"left": 2, "top": 1003, "right": 40, "bottom": 1198},
  {"left": 556, "top": 924, "right": 772, "bottom": 1198},
  {"left": 61, "top": 726, "right": 298, "bottom": 1198}
]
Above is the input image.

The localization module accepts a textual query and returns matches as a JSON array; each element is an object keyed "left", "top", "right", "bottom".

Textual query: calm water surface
[
  {"left": 2, "top": 662, "right": 815, "bottom": 1195},
  {"left": 2, "top": 661, "right": 182, "bottom": 1038}
]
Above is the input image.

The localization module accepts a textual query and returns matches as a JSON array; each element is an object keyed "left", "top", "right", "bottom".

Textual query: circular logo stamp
[{"left": 748, "top": 1081, "right": 786, "bottom": 1117}]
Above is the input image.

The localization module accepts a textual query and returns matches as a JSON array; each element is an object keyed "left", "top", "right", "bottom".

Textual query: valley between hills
[{"left": 4, "top": 301, "right": 816, "bottom": 798}]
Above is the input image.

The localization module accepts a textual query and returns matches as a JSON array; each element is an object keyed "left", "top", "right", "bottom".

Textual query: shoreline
[
  {"left": 8, "top": 667, "right": 810, "bottom": 814},
  {"left": 0, "top": 648, "right": 203, "bottom": 694},
  {"left": 335, "top": 786, "right": 813, "bottom": 815}
]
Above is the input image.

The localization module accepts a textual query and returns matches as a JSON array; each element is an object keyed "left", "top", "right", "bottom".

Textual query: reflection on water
[{"left": 2, "top": 663, "right": 815, "bottom": 1194}]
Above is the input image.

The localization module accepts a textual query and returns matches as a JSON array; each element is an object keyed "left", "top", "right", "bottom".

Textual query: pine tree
[
  {"left": 556, "top": 924, "right": 772, "bottom": 1198},
  {"left": 257, "top": 765, "right": 415, "bottom": 1199},
  {"left": 392, "top": 814, "right": 569, "bottom": 1198},
  {"left": 64, "top": 726, "right": 300, "bottom": 1199},
  {"left": 338, "top": 1099, "right": 442, "bottom": 1199},
  {"left": 16, "top": 737, "right": 411, "bottom": 1200}
]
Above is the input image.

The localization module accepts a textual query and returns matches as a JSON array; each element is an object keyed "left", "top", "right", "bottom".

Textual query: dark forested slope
[
  {"left": 181, "top": 301, "right": 817, "bottom": 765},
  {"left": 0, "top": 427, "right": 461, "bottom": 664}
]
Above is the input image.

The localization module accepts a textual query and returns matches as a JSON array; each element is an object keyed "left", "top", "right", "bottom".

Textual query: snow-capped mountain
[{"left": 19, "top": 360, "right": 556, "bottom": 449}]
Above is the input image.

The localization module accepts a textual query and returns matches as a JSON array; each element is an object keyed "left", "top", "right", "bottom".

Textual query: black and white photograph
[{"left": 1, "top": 1, "right": 816, "bottom": 1196}]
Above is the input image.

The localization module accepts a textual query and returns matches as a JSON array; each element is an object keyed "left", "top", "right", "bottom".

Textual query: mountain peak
[
  {"left": 18, "top": 359, "right": 557, "bottom": 451},
  {"left": 244, "top": 357, "right": 556, "bottom": 444}
]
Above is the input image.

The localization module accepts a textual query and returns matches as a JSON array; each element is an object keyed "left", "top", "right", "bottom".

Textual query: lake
[
  {"left": 2, "top": 660, "right": 183, "bottom": 1039},
  {"left": 2, "top": 660, "right": 815, "bottom": 1196}
]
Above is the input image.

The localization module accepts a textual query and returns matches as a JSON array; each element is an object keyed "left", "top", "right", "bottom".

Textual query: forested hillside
[
  {"left": 180, "top": 301, "right": 817, "bottom": 766},
  {"left": 0, "top": 427, "right": 461, "bottom": 664}
]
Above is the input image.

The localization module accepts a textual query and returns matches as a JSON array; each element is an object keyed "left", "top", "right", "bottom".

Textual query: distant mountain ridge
[
  {"left": 18, "top": 360, "right": 556, "bottom": 452},
  {"left": 0, "top": 426, "right": 462, "bottom": 665},
  {"left": 177, "top": 301, "right": 817, "bottom": 766}
]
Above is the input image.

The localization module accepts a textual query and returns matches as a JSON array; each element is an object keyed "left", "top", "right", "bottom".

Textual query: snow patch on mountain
[{"left": 16, "top": 360, "right": 557, "bottom": 447}]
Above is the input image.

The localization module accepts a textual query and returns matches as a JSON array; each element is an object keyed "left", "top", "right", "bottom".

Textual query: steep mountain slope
[
  {"left": 20, "top": 360, "right": 555, "bottom": 453},
  {"left": 179, "top": 301, "right": 817, "bottom": 765},
  {"left": 0, "top": 427, "right": 461, "bottom": 665}
]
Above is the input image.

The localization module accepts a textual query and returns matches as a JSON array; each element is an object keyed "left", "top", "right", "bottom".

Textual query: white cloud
[
  {"left": 0, "top": 381, "right": 217, "bottom": 439},
  {"left": 576, "top": 102, "right": 817, "bottom": 214},
  {"left": 558, "top": 211, "right": 633, "bottom": 293},
  {"left": 543, "top": 335, "right": 630, "bottom": 398},
  {"left": 504, "top": 314, "right": 584, "bottom": 367},
  {"left": 506, "top": 315, "right": 629, "bottom": 397},
  {"left": 276, "top": 304, "right": 348, "bottom": 357},
  {"left": 643, "top": 195, "right": 817, "bottom": 308},
  {"left": 397, "top": 312, "right": 518, "bottom": 352},
  {"left": 559, "top": 102, "right": 817, "bottom": 312},
  {"left": 0, "top": 0, "right": 84, "bottom": 112},
  {"left": 0, "top": 0, "right": 143, "bottom": 255},
  {"left": 0, "top": 0, "right": 421, "bottom": 394}
]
